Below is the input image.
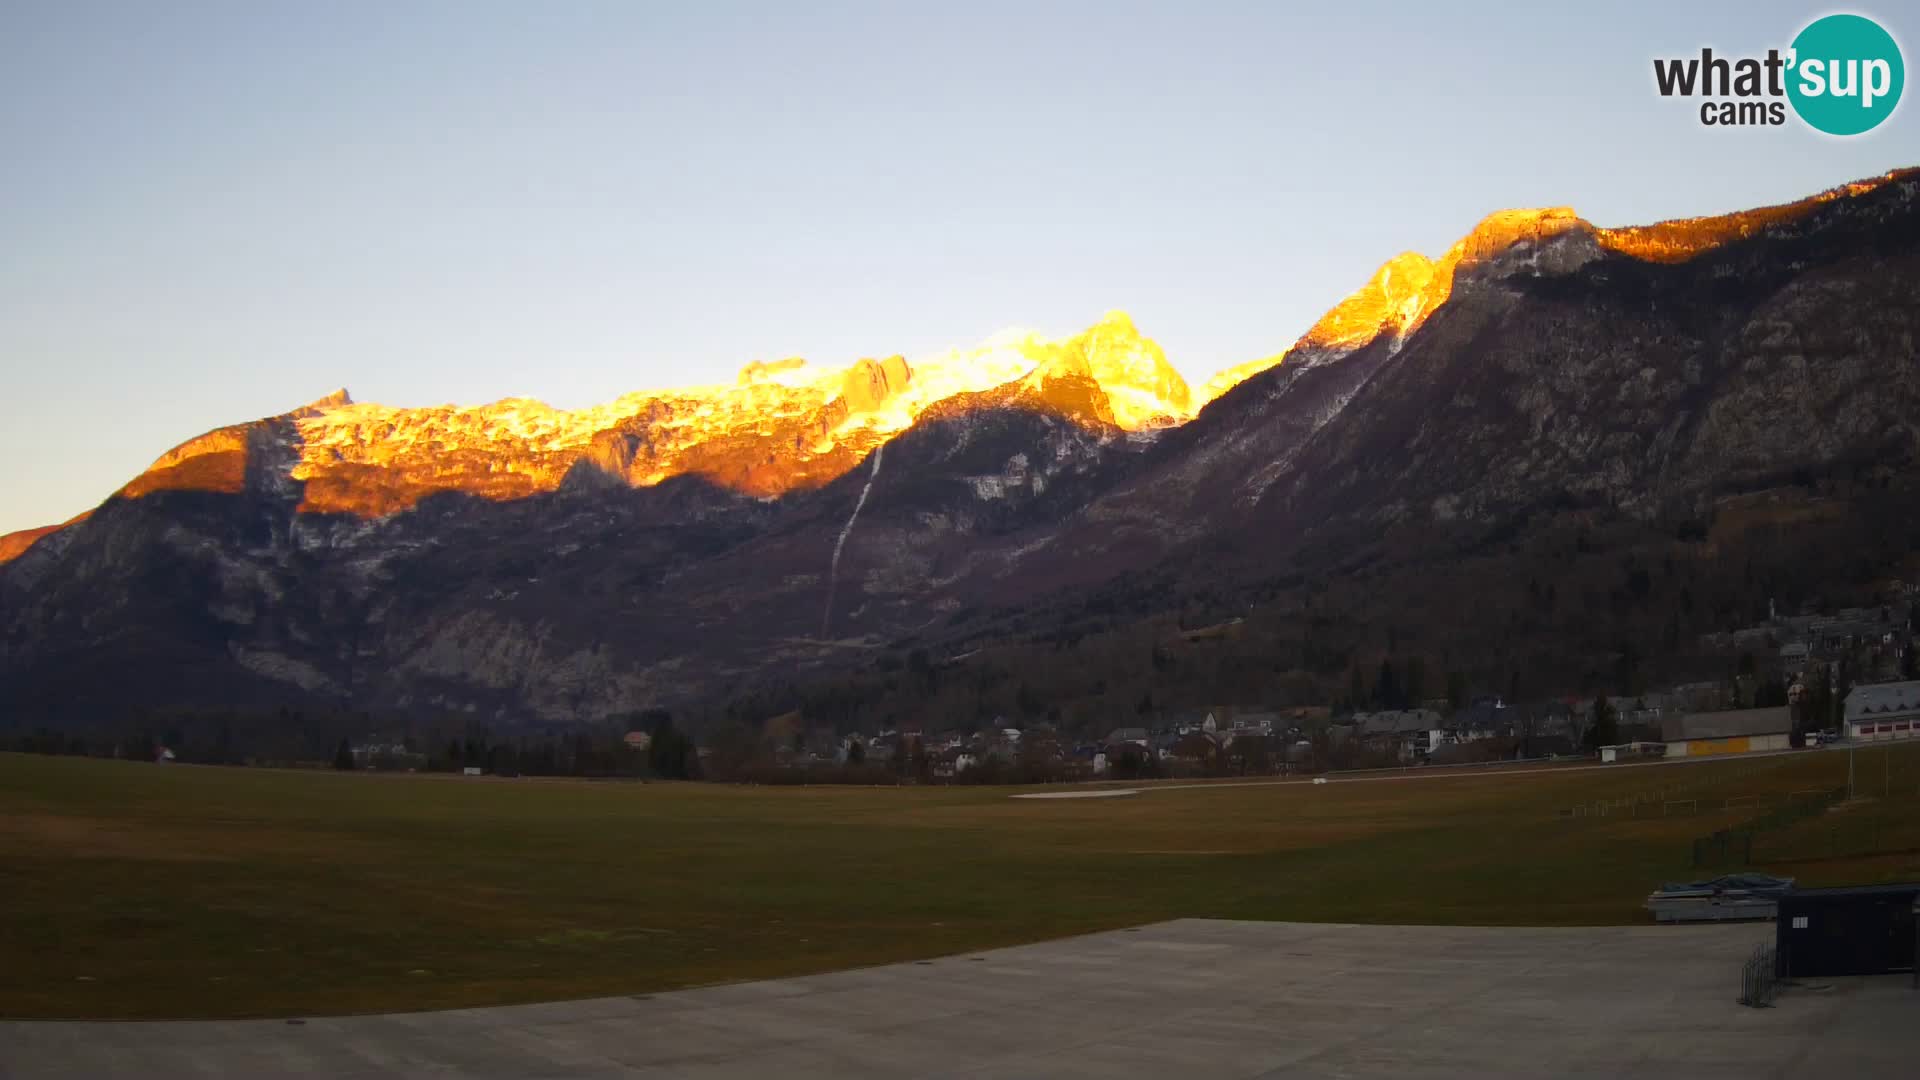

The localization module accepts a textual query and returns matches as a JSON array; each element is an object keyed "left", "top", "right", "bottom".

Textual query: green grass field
[{"left": 3, "top": 747, "right": 1917, "bottom": 1019}]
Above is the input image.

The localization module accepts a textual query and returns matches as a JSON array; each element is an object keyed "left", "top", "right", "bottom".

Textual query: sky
[{"left": 2, "top": 0, "right": 1917, "bottom": 535}]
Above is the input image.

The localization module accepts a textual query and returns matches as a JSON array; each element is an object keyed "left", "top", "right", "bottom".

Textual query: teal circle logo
[{"left": 1787, "top": 14, "right": 1904, "bottom": 135}]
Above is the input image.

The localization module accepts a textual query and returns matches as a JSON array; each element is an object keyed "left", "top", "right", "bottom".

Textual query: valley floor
[{"left": 1, "top": 748, "right": 1917, "bottom": 1020}]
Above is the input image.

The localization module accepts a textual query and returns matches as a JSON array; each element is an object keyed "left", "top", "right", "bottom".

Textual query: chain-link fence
[
  {"left": 1738, "top": 943, "right": 1779, "bottom": 1007},
  {"left": 1691, "top": 787, "right": 1848, "bottom": 868},
  {"left": 1556, "top": 756, "right": 1797, "bottom": 819}
]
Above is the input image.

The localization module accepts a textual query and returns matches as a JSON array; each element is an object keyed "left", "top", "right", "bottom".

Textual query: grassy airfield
[{"left": 2, "top": 746, "right": 1916, "bottom": 1018}]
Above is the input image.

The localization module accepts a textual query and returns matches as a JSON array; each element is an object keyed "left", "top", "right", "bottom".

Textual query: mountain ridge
[
  {"left": 3, "top": 167, "right": 1918, "bottom": 736},
  {"left": 4, "top": 168, "right": 1912, "bottom": 563}
]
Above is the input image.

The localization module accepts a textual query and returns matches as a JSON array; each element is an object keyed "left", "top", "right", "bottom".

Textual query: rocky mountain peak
[
  {"left": 1042, "top": 309, "right": 1191, "bottom": 428},
  {"left": 1430, "top": 206, "right": 1604, "bottom": 296},
  {"left": 840, "top": 355, "right": 913, "bottom": 413},
  {"left": 1449, "top": 207, "right": 1588, "bottom": 261},
  {"left": 737, "top": 357, "right": 810, "bottom": 386},
  {"left": 1299, "top": 250, "right": 1440, "bottom": 352},
  {"left": 1201, "top": 208, "right": 1611, "bottom": 404},
  {"left": 1198, "top": 249, "right": 1445, "bottom": 404}
]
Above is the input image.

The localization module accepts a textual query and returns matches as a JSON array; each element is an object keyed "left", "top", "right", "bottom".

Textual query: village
[
  {"left": 759, "top": 592, "right": 1920, "bottom": 785},
  {"left": 252, "top": 591, "right": 1920, "bottom": 784}
]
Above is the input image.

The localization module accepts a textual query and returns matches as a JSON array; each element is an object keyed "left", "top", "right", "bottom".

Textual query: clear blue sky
[{"left": 2, "top": 1, "right": 1915, "bottom": 534}]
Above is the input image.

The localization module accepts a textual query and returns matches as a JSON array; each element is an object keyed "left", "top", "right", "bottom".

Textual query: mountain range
[{"left": 4, "top": 168, "right": 1918, "bottom": 739}]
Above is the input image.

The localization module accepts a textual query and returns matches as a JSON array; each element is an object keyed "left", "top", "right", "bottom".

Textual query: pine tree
[
  {"left": 1374, "top": 659, "right": 1402, "bottom": 710},
  {"left": 332, "top": 737, "right": 354, "bottom": 771},
  {"left": 1585, "top": 696, "right": 1618, "bottom": 750},
  {"left": 1403, "top": 656, "right": 1427, "bottom": 706}
]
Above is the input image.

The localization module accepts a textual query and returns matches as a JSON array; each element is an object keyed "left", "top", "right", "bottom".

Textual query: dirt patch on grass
[{"left": 0, "top": 814, "right": 274, "bottom": 862}]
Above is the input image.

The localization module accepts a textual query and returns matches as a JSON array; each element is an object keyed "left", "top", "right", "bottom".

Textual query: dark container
[{"left": 1774, "top": 883, "right": 1920, "bottom": 979}]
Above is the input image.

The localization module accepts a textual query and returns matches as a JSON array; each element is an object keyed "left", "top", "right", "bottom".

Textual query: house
[
  {"left": 1809, "top": 613, "right": 1884, "bottom": 652},
  {"left": 1661, "top": 707, "right": 1793, "bottom": 757},
  {"left": 930, "top": 747, "right": 975, "bottom": 779},
  {"left": 1613, "top": 709, "right": 1665, "bottom": 745},
  {"left": 1150, "top": 731, "right": 1179, "bottom": 760},
  {"left": 1672, "top": 682, "right": 1726, "bottom": 713},
  {"left": 622, "top": 730, "right": 653, "bottom": 752},
  {"left": 1352, "top": 709, "right": 1442, "bottom": 736},
  {"left": 835, "top": 734, "right": 867, "bottom": 764},
  {"left": 1844, "top": 680, "right": 1920, "bottom": 742},
  {"left": 1599, "top": 741, "right": 1665, "bottom": 764},
  {"left": 1231, "top": 710, "right": 1281, "bottom": 735},
  {"left": 1779, "top": 641, "right": 1812, "bottom": 674},
  {"left": 351, "top": 741, "right": 427, "bottom": 770},
  {"left": 1451, "top": 700, "right": 1510, "bottom": 741},
  {"left": 1637, "top": 691, "right": 1682, "bottom": 715},
  {"left": 1352, "top": 709, "right": 1445, "bottom": 758},
  {"left": 1170, "top": 732, "right": 1219, "bottom": 764},
  {"left": 1617, "top": 696, "right": 1671, "bottom": 734},
  {"left": 1170, "top": 712, "right": 1216, "bottom": 736},
  {"left": 1104, "top": 727, "right": 1150, "bottom": 749}
]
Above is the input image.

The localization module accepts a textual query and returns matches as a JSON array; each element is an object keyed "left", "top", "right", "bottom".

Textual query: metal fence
[
  {"left": 1556, "top": 756, "right": 1796, "bottom": 819},
  {"left": 1739, "top": 944, "right": 1779, "bottom": 1007},
  {"left": 1690, "top": 786, "right": 1848, "bottom": 868}
]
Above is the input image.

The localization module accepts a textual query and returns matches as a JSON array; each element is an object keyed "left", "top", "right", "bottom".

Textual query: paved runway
[{"left": 4, "top": 919, "right": 1914, "bottom": 1078}]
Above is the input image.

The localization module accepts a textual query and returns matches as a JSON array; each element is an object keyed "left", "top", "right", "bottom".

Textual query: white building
[{"left": 1844, "top": 681, "right": 1920, "bottom": 742}]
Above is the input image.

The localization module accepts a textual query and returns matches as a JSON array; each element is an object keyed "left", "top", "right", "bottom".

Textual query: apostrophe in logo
[
  {"left": 1651, "top": 12, "right": 1903, "bottom": 135},
  {"left": 1787, "top": 14, "right": 1903, "bottom": 135}
]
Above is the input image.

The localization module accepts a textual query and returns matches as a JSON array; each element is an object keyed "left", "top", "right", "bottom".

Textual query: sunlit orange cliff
[
  {"left": 1194, "top": 171, "right": 1910, "bottom": 403},
  {"left": 0, "top": 169, "right": 1908, "bottom": 564}
]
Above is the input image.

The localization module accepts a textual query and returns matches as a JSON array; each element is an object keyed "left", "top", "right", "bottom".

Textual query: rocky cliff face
[
  {"left": 0, "top": 315, "right": 1190, "bottom": 539},
  {"left": 1261, "top": 174, "right": 1920, "bottom": 533},
  {"left": 3, "top": 168, "right": 1916, "bottom": 728}
]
